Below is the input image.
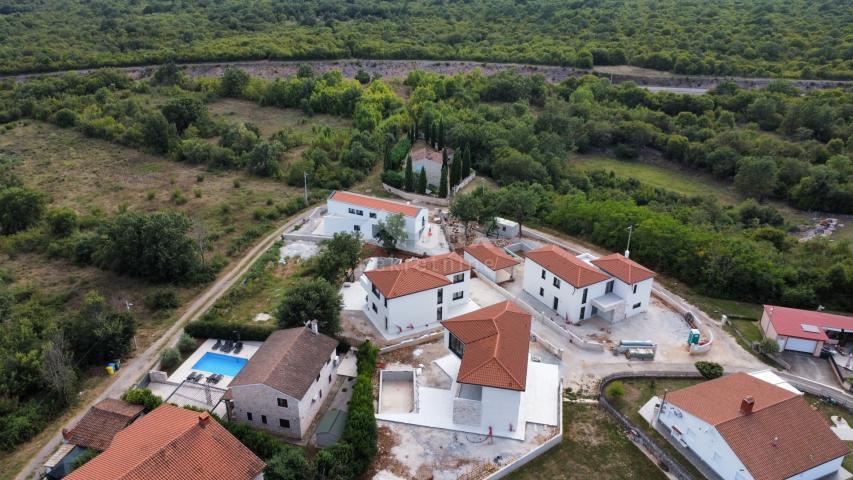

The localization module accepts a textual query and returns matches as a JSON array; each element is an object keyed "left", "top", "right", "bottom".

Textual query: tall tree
[
  {"left": 376, "top": 213, "right": 409, "bottom": 254},
  {"left": 0, "top": 187, "right": 45, "bottom": 235},
  {"left": 438, "top": 163, "right": 449, "bottom": 198},
  {"left": 416, "top": 167, "right": 427, "bottom": 194},
  {"left": 404, "top": 155, "right": 414, "bottom": 191},
  {"left": 276, "top": 278, "right": 342, "bottom": 335},
  {"left": 438, "top": 118, "right": 445, "bottom": 150},
  {"left": 450, "top": 153, "right": 462, "bottom": 187},
  {"left": 735, "top": 156, "right": 779, "bottom": 201},
  {"left": 316, "top": 232, "right": 362, "bottom": 283},
  {"left": 462, "top": 144, "right": 472, "bottom": 177},
  {"left": 450, "top": 193, "right": 482, "bottom": 243}
]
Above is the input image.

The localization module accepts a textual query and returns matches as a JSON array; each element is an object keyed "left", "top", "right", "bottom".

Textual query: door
[
  {"left": 784, "top": 337, "right": 818, "bottom": 354},
  {"left": 552, "top": 297, "right": 559, "bottom": 311}
]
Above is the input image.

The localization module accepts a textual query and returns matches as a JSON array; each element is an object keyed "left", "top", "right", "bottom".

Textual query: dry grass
[{"left": 207, "top": 99, "right": 351, "bottom": 137}]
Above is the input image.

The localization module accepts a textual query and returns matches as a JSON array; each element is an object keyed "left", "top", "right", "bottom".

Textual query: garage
[{"left": 783, "top": 337, "right": 818, "bottom": 354}]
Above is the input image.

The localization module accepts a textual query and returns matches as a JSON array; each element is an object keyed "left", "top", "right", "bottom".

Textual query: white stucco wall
[
  {"left": 412, "top": 160, "right": 442, "bottom": 187},
  {"left": 480, "top": 386, "right": 523, "bottom": 437},
  {"left": 611, "top": 277, "right": 654, "bottom": 318},
  {"left": 362, "top": 270, "right": 470, "bottom": 334},
  {"left": 658, "top": 402, "right": 752, "bottom": 480},
  {"left": 229, "top": 349, "right": 338, "bottom": 439},
  {"left": 325, "top": 197, "right": 427, "bottom": 241},
  {"left": 521, "top": 258, "right": 607, "bottom": 323}
]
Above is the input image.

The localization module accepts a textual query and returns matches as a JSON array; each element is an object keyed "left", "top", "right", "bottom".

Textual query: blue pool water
[{"left": 192, "top": 352, "right": 248, "bottom": 376}]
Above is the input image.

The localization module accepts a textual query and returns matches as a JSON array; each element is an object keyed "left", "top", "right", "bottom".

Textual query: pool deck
[{"left": 168, "top": 338, "right": 261, "bottom": 386}]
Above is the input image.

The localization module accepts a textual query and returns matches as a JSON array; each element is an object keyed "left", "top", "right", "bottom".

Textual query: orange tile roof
[
  {"left": 665, "top": 373, "right": 849, "bottom": 480},
  {"left": 410, "top": 141, "right": 454, "bottom": 164},
  {"left": 524, "top": 245, "right": 610, "bottom": 288},
  {"left": 590, "top": 253, "right": 655, "bottom": 284},
  {"left": 330, "top": 190, "right": 422, "bottom": 217},
  {"left": 66, "top": 404, "right": 265, "bottom": 480},
  {"left": 463, "top": 242, "right": 519, "bottom": 271},
  {"left": 65, "top": 398, "right": 143, "bottom": 451},
  {"left": 365, "top": 252, "right": 470, "bottom": 299},
  {"left": 441, "top": 301, "right": 531, "bottom": 391}
]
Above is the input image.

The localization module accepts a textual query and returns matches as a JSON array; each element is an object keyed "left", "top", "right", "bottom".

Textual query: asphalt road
[{"left": 14, "top": 209, "right": 313, "bottom": 480}]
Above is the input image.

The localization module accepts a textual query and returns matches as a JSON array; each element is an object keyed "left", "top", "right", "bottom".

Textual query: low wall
[
  {"left": 483, "top": 380, "right": 564, "bottom": 479},
  {"left": 378, "top": 331, "right": 444, "bottom": 354},
  {"left": 382, "top": 183, "right": 450, "bottom": 207},
  {"left": 282, "top": 232, "right": 329, "bottom": 243},
  {"left": 452, "top": 171, "right": 477, "bottom": 196}
]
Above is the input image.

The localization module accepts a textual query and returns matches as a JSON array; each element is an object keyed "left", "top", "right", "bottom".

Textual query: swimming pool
[{"left": 192, "top": 352, "right": 248, "bottom": 377}]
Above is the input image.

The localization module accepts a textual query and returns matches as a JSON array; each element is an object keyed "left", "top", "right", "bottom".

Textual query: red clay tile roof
[
  {"left": 764, "top": 305, "right": 853, "bottom": 341},
  {"left": 525, "top": 245, "right": 610, "bottom": 288},
  {"left": 66, "top": 399, "right": 144, "bottom": 451},
  {"left": 66, "top": 404, "right": 265, "bottom": 480},
  {"left": 665, "top": 373, "right": 849, "bottom": 480},
  {"left": 410, "top": 141, "right": 454, "bottom": 164},
  {"left": 463, "top": 242, "right": 520, "bottom": 271},
  {"left": 365, "top": 252, "right": 470, "bottom": 299},
  {"left": 590, "top": 253, "right": 655, "bottom": 284},
  {"left": 330, "top": 190, "right": 423, "bottom": 217},
  {"left": 441, "top": 301, "right": 531, "bottom": 391},
  {"left": 229, "top": 327, "right": 337, "bottom": 399}
]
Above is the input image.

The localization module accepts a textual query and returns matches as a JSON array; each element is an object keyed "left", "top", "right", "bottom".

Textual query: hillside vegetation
[{"left": 0, "top": 0, "right": 851, "bottom": 78}]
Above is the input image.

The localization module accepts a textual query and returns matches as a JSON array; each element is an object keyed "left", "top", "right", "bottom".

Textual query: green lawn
[
  {"left": 508, "top": 403, "right": 667, "bottom": 480},
  {"left": 207, "top": 99, "right": 352, "bottom": 137},
  {"left": 610, "top": 378, "right": 706, "bottom": 480},
  {"left": 803, "top": 394, "right": 853, "bottom": 473}
]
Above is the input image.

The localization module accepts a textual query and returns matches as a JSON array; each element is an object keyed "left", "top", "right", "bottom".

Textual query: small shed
[
  {"left": 494, "top": 217, "right": 519, "bottom": 238},
  {"left": 315, "top": 408, "right": 348, "bottom": 447}
]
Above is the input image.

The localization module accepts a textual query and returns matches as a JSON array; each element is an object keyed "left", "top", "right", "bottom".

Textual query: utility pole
[
  {"left": 303, "top": 171, "right": 309, "bottom": 205},
  {"left": 625, "top": 224, "right": 634, "bottom": 258}
]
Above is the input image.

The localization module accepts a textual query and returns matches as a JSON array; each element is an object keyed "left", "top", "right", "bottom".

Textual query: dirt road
[{"left": 13, "top": 208, "right": 314, "bottom": 480}]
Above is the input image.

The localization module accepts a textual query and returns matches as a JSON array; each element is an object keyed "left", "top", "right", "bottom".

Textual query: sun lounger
[
  {"left": 211, "top": 374, "right": 223, "bottom": 384},
  {"left": 194, "top": 372, "right": 204, "bottom": 382},
  {"left": 186, "top": 372, "right": 197, "bottom": 381},
  {"left": 212, "top": 339, "right": 222, "bottom": 351},
  {"left": 221, "top": 340, "right": 234, "bottom": 353},
  {"left": 233, "top": 341, "right": 243, "bottom": 354},
  {"left": 206, "top": 374, "right": 217, "bottom": 383}
]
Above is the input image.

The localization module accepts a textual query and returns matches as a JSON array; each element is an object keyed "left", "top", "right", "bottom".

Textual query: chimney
[
  {"left": 740, "top": 396, "right": 755, "bottom": 415},
  {"left": 624, "top": 249, "right": 630, "bottom": 259},
  {"left": 62, "top": 428, "right": 72, "bottom": 441},
  {"left": 198, "top": 412, "right": 211, "bottom": 428},
  {"left": 310, "top": 319, "right": 319, "bottom": 335}
]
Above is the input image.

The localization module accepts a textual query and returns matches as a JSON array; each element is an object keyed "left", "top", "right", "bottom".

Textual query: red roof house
[{"left": 760, "top": 305, "right": 853, "bottom": 356}]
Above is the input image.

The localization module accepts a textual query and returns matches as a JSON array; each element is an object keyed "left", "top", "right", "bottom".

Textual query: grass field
[
  {"left": 508, "top": 403, "right": 667, "bottom": 480},
  {"left": 207, "top": 99, "right": 351, "bottom": 137},
  {"left": 806, "top": 393, "right": 853, "bottom": 472}
]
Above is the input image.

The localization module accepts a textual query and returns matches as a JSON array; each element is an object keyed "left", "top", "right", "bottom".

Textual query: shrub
[
  {"left": 146, "top": 191, "right": 156, "bottom": 201},
  {"left": 46, "top": 208, "right": 78, "bottom": 237},
  {"left": 121, "top": 388, "right": 162, "bottom": 412},
  {"left": 160, "top": 347, "right": 182, "bottom": 370},
  {"left": 177, "top": 332, "right": 198, "bottom": 355},
  {"left": 695, "top": 361, "right": 724, "bottom": 379},
  {"left": 380, "top": 170, "right": 404, "bottom": 188},
  {"left": 144, "top": 289, "right": 180, "bottom": 310},
  {"left": 172, "top": 189, "right": 188, "bottom": 205},
  {"left": 604, "top": 380, "right": 626, "bottom": 402},
  {"left": 52, "top": 108, "right": 78, "bottom": 128},
  {"left": 194, "top": 188, "right": 202, "bottom": 198},
  {"left": 265, "top": 446, "right": 314, "bottom": 479},
  {"left": 759, "top": 338, "right": 780, "bottom": 354},
  {"left": 233, "top": 179, "right": 241, "bottom": 188},
  {"left": 70, "top": 449, "right": 98, "bottom": 471},
  {"left": 184, "top": 320, "right": 276, "bottom": 342}
]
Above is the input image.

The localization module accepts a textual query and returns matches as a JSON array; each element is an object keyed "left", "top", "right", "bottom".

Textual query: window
[
  {"left": 579, "top": 307, "right": 585, "bottom": 320},
  {"left": 633, "top": 302, "right": 642, "bottom": 309},
  {"left": 371, "top": 284, "right": 380, "bottom": 297},
  {"left": 453, "top": 273, "right": 465, "bottom": 283},
  {"left": 541, "top": 269, "right": 546, "bottom": 279},
  {"left": 437, "top": 288, "right": 443, "bottom": 305},
  {"left": 552, "top": 277, "right": 560, "bottom": 288},
  {"left": 591, "top": 306, "right": 598, "bottom": 316},
  {"left": 316, "top": 374, "right": 320, "bottom": 382},
  {"left": 581, "top": 288, "right": 588, "bottom": 304},
  {"left": 452, "top": 291, "right": 464, "bottom": 301},
  {"left": 328, "top": 374, "right": 332, "bottom": 383},
  {"left": 347, "top": 208, "right": 363, "bottom": 216},
  {"left": 261, "top": 415, "right": 267, "bottom": 424},
  {"left": 437, "top": 307, "right": 443, "bottom": 320},
  {"left": 353, "top": 225, "right": 360, "bottom": 232},
  {"left": 449, "top": 333, "right": 465, "bottom": 358},
  {"left": 279, "top": 419, "right": 290, "bottom": 429},
  {"left": 539, "top": 287, "right": 544, "bottom": 297},
  {"left": 369, "top": 212, "right": 377, "bottom": 218},
  {"left": 372, "top": 303, "right": 377, "bottom": 313},
  {"left": 632, "top": 284, "right": 638, "bottom": 294},
  {"left": 247, "top": 412, "right": 253, "bottom": 421},
  {"left": 552, "top": 297, "right": 559, "bottom": 310},
  {"left": 384, "top": 298, "right": 387, "bottom": 307},
  {"left": 605, "top": 280, "right": 614, "bottom": 294},
  {"left": 277, "top": 398, "right": 288, "bottom": 408},
  {"left": 319, "top": 390, "right": 323, "bottom": 398}
]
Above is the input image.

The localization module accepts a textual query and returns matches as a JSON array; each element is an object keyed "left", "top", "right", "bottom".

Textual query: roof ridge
[
  {"left": 110, "top": 406, "right": 195, "bottom": 479},
  {"left": 712, "top": 387, "right": 800, "bottom": 426}
]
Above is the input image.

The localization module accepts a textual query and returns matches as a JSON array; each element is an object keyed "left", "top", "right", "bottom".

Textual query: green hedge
[{"left": 183, "top": 320, "right": 276, "bottom": 342}]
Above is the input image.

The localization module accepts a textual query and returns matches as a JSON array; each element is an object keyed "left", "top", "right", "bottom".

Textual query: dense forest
[{"left": 0, "top": 0, "right": 851, "bottom": 79}]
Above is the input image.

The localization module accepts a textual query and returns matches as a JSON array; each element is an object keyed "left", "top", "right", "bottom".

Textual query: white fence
[{"left": 382, "top": 183, "right": 450, "bottom": 206}]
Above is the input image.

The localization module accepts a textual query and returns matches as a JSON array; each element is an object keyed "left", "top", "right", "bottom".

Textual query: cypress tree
[
  {"left": 416, "top": 166, "right": 427, "bottom": 194},
  {"left": 438, "top": 163, "right": 448, "bottom": 198},
  {"left": 383, "top": 139, "right": 391, "bottom": 170},
  {"left": 404, "top": 155, "right": 414, "bottom": 191},
  {"left": 438, "top": 118, "right": 445, "bottom": 150},
  {"left": 442, "top": 148, "right": 448, "bottom": 167},
  {"left": 450, "top": 152, "right": 461, "bottom": 187},
  {"left": 462, "top": 144, "right": 471, "bottom": 177}
]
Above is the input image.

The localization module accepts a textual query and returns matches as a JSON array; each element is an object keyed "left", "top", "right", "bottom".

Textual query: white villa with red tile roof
[
  {"left": 656, "top": 372, "right": 849, "bottom": 480},
  {"left": 360, "top": 252, "right": 477, "bottom": 337},
  {"left": 375, "top": 301, "right": 561, "bottom": 441},
  {"left": 522, "top": 245, "right": 655, "bottom": 324},
  {"left": 760, "top": 305, "right": 853, "bottom": 356},
  {"left": 323, "top": 190, "right": 428, "bottom": 243}
]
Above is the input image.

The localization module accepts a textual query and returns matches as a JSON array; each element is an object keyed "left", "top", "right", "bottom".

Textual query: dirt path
[
  {"left": 13, "top": 208, "right": 313, "bottom": 480},
  {"left": 4, "top": 59, "right": 851, "bottom": 92}
]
